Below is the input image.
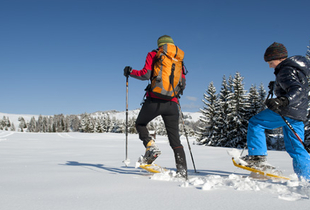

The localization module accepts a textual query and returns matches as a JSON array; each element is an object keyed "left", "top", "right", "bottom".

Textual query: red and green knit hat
[
  {"left": 264, "top": 42, "right": 288, "bottom": 62},
  {"left": 157, "top": 35, "right": 174, "bottom": 47}
]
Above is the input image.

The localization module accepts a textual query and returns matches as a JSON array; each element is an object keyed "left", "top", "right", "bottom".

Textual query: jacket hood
[{"left": 278, "top": 55, "right": 310, "bottom": 76}]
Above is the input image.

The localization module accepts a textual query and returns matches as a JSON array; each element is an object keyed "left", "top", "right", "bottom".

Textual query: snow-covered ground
[{"left": 0, "top": 131, "right": 309, "bottom": 210}]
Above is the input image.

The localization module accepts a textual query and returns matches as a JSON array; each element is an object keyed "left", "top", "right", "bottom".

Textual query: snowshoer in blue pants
[
  {"left": 242, "top": 42, "right": 310, "bottom": 180},
  {"left": 247, "top": 109, "right": 310, "bottom": 179}
]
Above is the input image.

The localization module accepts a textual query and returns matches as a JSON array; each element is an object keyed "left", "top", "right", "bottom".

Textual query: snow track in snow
[
  {"left": 0, "top": 131, "right": 14, "bottom": 141},
  {"left": 57, "top": 133, "right": 74, "bottom": 138}
]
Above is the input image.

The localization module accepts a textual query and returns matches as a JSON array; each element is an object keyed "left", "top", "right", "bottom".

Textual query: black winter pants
[
  {"left": 136, "top": 98, "right": 181, "bottom": 148},
  {"left": 136, "top": 98, "right": 187, "bottom": 174}
]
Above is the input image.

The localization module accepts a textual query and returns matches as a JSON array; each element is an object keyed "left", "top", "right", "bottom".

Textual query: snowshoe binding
[
  {"left": 240, "top": 155, "right": 275, "bottom": 170},
  {"left": 141, "top": 140, "right": 161, "bottom": 164}
]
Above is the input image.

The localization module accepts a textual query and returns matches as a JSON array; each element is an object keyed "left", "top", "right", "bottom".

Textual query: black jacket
[{"left": 274, "top": 56, "right": 310, "bottom": 121}]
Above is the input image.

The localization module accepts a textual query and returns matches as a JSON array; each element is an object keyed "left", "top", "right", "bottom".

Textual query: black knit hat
[{"left": 264, "top": 42, "right": 288, "bottom": 62}]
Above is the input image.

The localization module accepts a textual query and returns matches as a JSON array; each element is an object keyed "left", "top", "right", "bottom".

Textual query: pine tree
[
  {"left": 6, "top": 117, "right": 11, "bottom": 130},
  {"left": 226, "top": 72, "right": 249, "bottom": 148},
  {"left": 36, "top": 115, "right": 43, "bottom": 132},
  {"left": 0, "top": 116, "right": 11, "bottom": 131},
  {"left": 247, "top": 85, "right": 260, "bottom": 120},
  {"left": 306, "top": 41, "right": 310, "bottom": 60},
  {"left": 80, "top": 113, "right": 91, "bottom": 133},
  {"left": 28, "top": 117, "right": 36, "bottom": 132},
  {"left": 258, "top": 83, "right": 267, "bottom": 112},
  {"left": 0, "top": 117, "right": 4, "bottom": 130},
  {"left": 227, "top": 75, "right": 234, "bottom": 93},
  {"left": 11, "top": 123, "right": 16, "bottom": 131},
  {"left": 88, "top": 117, "right": 95, "bottom": 133},
  {"left": 95, "top": 117, "right": 104, "bottom": 133},
  {"left": 197, "top": 82, "right": 220, "bottom": 145},
  {"left": 103, "top": 114, "right": 112, "bottom": 132},
  {"left": 59, "top": 114, "right": 66, "bottom": 132},
  {"left": 111, "top": 118, "right": 122, "bottom": 133},
  {"left": 68, "top": 115, "right": 80, "bottom": 132},
  {"left": 63, "top": 116, "right": 70, "bottom": 132},
  {"left": 42, "top": 116, "right": 48, "bottom": 132},
  {"left": 215, "top": 76, "right": 233, "bottom": 146},
  {"left": 18, "top": 117, "right": 27, "bottom": 132},
  {"left": 48, "top": 117, "right": 54, "bottom": 132}
]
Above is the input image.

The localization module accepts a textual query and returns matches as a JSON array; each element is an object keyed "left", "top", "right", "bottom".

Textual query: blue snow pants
[{"left": 247, "top": 109, "right": 310, "bottom": 180}]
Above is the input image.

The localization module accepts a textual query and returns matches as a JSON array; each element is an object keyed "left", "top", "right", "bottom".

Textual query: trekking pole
[
  {"left": 279, "top": 113, "right": 307, "bottom": 149},
  {"left": 267, "top": 82, "right": 309, "bottom": 153},
  {"left": 240, "top": 143, "right": 247, "bottom": 156},
  {"left": 123, "top": 76, "right": 130, "bottom": 166},
  {"left": 170, "top": 63, "right": 197, "bottom": 172},
  {"left": 177, "top": 101, "right": 198, "bottom": 173}
]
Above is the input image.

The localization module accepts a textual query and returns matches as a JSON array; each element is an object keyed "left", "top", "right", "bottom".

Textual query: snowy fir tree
[
  {"left": 28, "top": 117, "right": 36, "bottom": 132},
  {"left": 41, "top": 116, "right": 48, "bottom": 132},
  {"left": 103, "top": 114, "right": 112, "bottom": 132},
  {"left": 66, "top": 115, "right": 80, "bottom": 132},
  {"left": 257, "top": 83, "right": 267, "bottom": 112},
  {"left": 306, "top": 41, "right": 310, "bottom": 60},
  {"left": 0, "top": 116, "right": 11, "bottom": 131},
  {"left": 11, "top": 123, "right": 16, "bottom": 131},
  {"left": 227, "top": 75, "right": 234, "bottom": 93},
  {"left": 79, "top": 113, "right": 93, "bottom": 133},
  {"left": 110, "top": 118, "right": 123, "bottom": 133},
  {"left": 95, "top": 117, "right": 104, "bottom": 133},
  {"left": 18, "top": 117, "right": 27, "bottom": 132},
  {"left": 48, "top": 117, "right": 55, "bottom": 132},
  {"left": 216, "top": 75, "right": 233, "bottom": 146},
  {"left": 52, "top": 114, "right": 65, "bottom": 132},
  {"left": 36, "top": 115, "right": 44, "bottom": 132},
  {"left": 247, "top": 85, "right": 261, "bottom": 119},
  {"left": 226, "top": 72, "right": 249, "bottom": 148},
  {"left": 197, "top": 82, "right": 220, "bottom": 145}
]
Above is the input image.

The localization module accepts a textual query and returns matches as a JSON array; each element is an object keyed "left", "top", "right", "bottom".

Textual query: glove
[
  {"left": 123, "top": 66, "right": 132, "bottom": 77},
  {"left": 265, "top": 97, "right": 289, "bottom": 112}
]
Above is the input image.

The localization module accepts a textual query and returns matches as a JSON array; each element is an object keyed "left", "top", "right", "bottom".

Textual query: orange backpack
[{"left": 150, "top": 43, "right": 185, "bottom": 100}]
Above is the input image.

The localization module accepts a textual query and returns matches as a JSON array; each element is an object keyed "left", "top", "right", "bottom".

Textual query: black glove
[
  {"left": 123, "top": 66, "right": 132, "bottom": 77},
  {"left": 265, "top": 97, "right": 289, "bottom": 112}
]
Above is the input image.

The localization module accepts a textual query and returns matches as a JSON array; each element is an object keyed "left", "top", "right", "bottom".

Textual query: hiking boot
[
  {"left": 240, "top": 155, "right": 267, "bottom": 168},
  {"left": 142, "top": 140, "right": 161, "bottom": 164}
]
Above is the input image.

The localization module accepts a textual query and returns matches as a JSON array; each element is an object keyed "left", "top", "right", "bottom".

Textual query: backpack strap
[
  {"left": 142, "top": 49, "right": 160, "bottom": 102},
  {"left": 174, "top": 46, "right": 178, "bottom": 58},
  {"left": 151, "top": 49, "right": 160, "bottom": 80},
  {"left": 182, "top": 62, "right": 188, "bottom": 75}
]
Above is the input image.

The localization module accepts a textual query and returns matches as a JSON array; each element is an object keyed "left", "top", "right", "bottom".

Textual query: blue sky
[{"left": 1, "top": 0, "right": 309, "bottom": 115}]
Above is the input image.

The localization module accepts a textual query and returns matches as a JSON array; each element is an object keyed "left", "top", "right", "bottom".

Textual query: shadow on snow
[
  {"left": 61, "top": 161, "right": 247, "bottom": 178},
  {"left": 61, "top": 161, "right": 143, "bottom": 175}
]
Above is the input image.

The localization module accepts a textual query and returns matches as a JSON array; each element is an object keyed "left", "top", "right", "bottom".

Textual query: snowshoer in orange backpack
[{"left": 123, "top": 35, "right": 187, "bottom": 179}]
